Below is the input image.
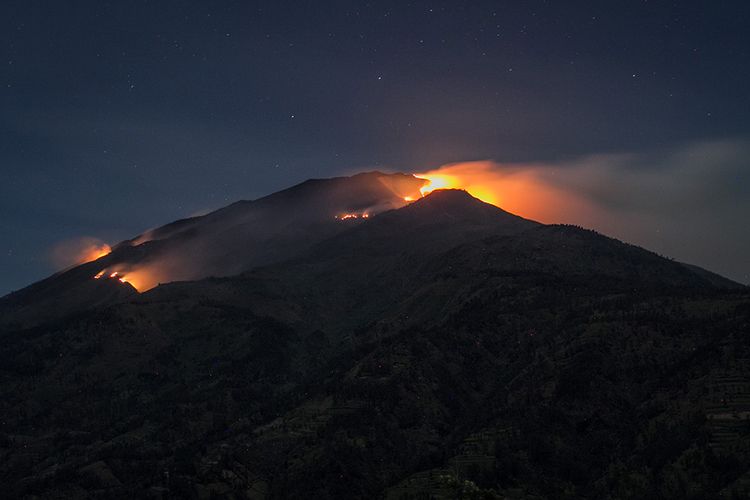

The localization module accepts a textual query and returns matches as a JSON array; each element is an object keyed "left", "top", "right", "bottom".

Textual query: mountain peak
[
  {"left": 0, "top": 171, "right": 427, "bottom": 321},
  {"left": 419, "top": 188, "right": 475, "bottom": 202},
  {"left": 401, "top": 187, "right": 532, "bottom": 226},
  {"left": 2, "top": 170, "right": 739, "bottom": 333}
]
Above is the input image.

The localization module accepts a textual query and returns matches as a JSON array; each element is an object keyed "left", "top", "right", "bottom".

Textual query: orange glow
[
  {"left": 336, "top": 213, "right": 369, "bottom": 220},
  {"left": 51, "top": 238, "right": 112, "bottom": 270},
  {"left": 415, "top": 168, "right": 502, "bottom": 206},
  {"left": 417, "top": 174, "right": 456, "bottom": 197},
  {"left": 376, "top": 174, "right": 426, "bottom": 202},
  {"left": 115, "top": 266, "right": 165, "bottom": 292},
  {"left": 89, "top": 162, "right": 608, "bottom": 295},
  {"left": 413, "top": 161, "right": 595, "bottom": 224},
  {"left": 91, "top": 266, "right": 154, "bottom": 292},
  {"left": 86, "top": 244, "right": 111, "bottom": 262}
]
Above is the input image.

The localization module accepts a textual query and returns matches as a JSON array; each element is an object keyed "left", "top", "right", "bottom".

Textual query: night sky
[{"left": 2, "top": 1, "right": 749, "bottom": 295}]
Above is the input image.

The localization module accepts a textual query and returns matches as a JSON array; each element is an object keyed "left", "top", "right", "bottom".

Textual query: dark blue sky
[{"left": 2, "top": 1, "right": 749, "bottom": 294}]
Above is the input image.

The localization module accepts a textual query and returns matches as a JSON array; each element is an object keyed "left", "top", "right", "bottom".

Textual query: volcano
[
  {"left": 1, "top": 172, "right": 748, "bottom": 498},
  {"left": 0, "top": 172, "right": 426, "bottom": 329}
]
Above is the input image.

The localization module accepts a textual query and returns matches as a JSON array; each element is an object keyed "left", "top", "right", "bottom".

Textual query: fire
[
  {"left": 91, "top": 268, "right": 145, "bottom": 291},
  {"left": 414, "top": 168, "right": 500, "bottom": 206},
  {"left": 51, "top": 237, "right": 112, "bottom": 270},
  {"left": 336, "top": 213, "right": 369, "bottom": 220},
  {"left": 91, "top": 264, "right": 167, "bottom": 292},
  {"left": 413, "top": 161, "right": 593, "bottom": 224},
  {"left": 93, "top": 269, "right": 128, "bottom": 283},
  {"left": 416, "top": 174, "right": 460, "bottom": 197},
  {"left": 85, "top": 244, "right": 112, "bottom": 262},
  {"left": 118, "top": 267, "right": 161, "bottom": 291}
]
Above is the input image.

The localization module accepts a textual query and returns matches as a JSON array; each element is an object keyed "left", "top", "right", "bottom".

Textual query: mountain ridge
[
  {"left": 0, "top": 172, "right": 749, "bottom": 498},
  {"left": 1, "top": 174, "right": 743, "bottom": 334}
]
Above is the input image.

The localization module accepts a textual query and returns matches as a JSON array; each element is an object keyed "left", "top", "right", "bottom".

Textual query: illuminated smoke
[
  {"left": 414, "top": 161, "right": 591, "bottom": 224},
  {"left": 53, "top": 145, "right": 748, "bottom": 293},
  {"left": 413, "top": 139, "right": 750, "bottom": 283},
  {"left": 50, "top": 237, "right": 111, "bottom": 270}
]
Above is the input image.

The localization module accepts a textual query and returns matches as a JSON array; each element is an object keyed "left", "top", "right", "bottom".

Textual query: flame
[
  {"left": 85, "top": 244, "right": 111, "bottom": 262},
  {"left": 336, "top": 213, "right": 369, "bottom": 220},
  {"left": 416, "top": 174, "right": 461, "bottom": 197},
  {"left": 414, "top": 169, "right": 501, "bottom": 206},
  {"left": 90, "top": 267, "right": 151, "bottom": 291},
  {"left": 85, "top": 162, "right": 600, "bottom": 295},
  {"left": 51, "top": 237, "right": 112, "bottom": 270},
  {"left": 118, "top": 267, "right": 158, "bottom": 291},
  {"left": 413, "top": 161, "right": 593, "bottom": 223},
  {"left": 97, "top": 263, "right": 170, "bottom": 292}
]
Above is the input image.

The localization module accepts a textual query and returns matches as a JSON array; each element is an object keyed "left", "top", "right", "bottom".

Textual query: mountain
[
  {"left": 1, "top": 173, "right": 748, "bottom": 499},
  {"left": 0, "top": 172, "right": 425, "bottom": 330}
]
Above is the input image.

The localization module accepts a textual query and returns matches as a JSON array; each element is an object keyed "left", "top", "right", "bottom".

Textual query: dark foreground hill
[{"left": 1, "top": 177, "right": 749, "bottom": 499}]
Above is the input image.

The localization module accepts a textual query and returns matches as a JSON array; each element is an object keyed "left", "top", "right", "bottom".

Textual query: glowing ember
[
  {"left": 93, "top": 269, "right": 137, "bottom": 287},
  {"left": 403, "top": 196, "right": 414, "bottom": 202},
  {"left": 91, "top": 265, "right": 161, "bottom": 292},
  {"left": 335, "top": 213, "right": 369, "bottom": 220}
]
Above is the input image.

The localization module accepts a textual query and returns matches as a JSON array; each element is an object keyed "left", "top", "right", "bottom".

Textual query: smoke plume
[{"left": 50, "top": 237, "right": 111, "bottom": 270}]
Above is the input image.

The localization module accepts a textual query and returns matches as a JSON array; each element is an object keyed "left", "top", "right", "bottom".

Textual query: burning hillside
[
  {"left": 8, "top": 168, "right": 591, "bottom": 322},
  {"left": 32, "top": 172, "right": 429, "bottom": 296},
  {"left": 50, "top": 237, "right": 112, "bottom": 269},
  {"left": 413, "top": 161, "right": 591, "bottom": 224},
  {"left": 42, "top": 170, "right": 546, "bottom": 297},
  {"left": 335, "top": 213, "right": 370, "bottom": 220},
  {"left": 1, "top": 168, "right": 742, "bottom": 346},
  {"left": 93, "top": 270, "right": 130, "bottom": 285},
  {"left": 414, "top": 165, "right": 505, "bottom": 206},
  {"left": 89, "top": 264, "right": 163, "bottom": 293}
]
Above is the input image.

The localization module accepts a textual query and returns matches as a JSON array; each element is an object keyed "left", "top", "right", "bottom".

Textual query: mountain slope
[
  {"left": 142, "top": 189, "right": 733, "bottom": 342},
  {"left": 0, "top": 180, "right": 747, "bottom": 499},
  {"left": 0, "top": 172, "right": 426, "bottom": 330}
]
